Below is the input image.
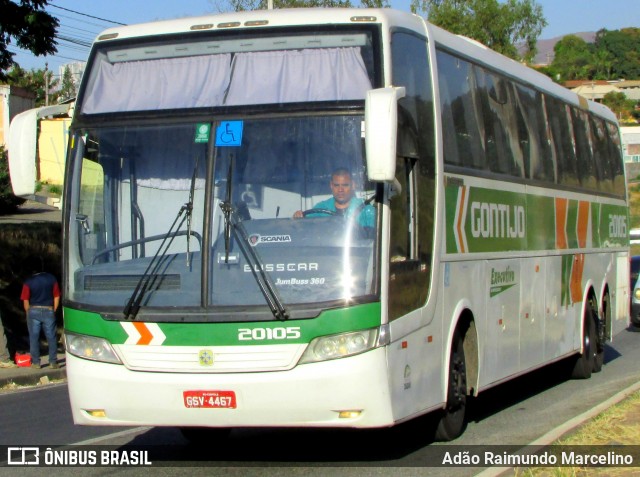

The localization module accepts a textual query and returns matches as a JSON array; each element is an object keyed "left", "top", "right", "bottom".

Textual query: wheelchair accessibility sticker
[{"left": 216, "top": 121, "right": 243, "bottom": 146}]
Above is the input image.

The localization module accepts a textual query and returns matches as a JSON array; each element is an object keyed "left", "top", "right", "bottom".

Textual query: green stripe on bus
[
  {"left": 445, "top": 183, "right": 628, "bottom": 254},
  {"left": 63, "top": 302, "right": 381, "bottom": 346}
]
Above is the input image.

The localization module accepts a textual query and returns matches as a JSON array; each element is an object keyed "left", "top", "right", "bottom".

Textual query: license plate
[{"left": 183, "top": 390, "right": 236, "bottom": 409}]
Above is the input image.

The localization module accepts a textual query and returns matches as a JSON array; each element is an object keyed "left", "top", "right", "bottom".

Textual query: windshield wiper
[
  {"left": 221, "top": 156, "right": 234, "bottom": 264},
  {"left": 123, "top": 168, "right": 197, "bottom": 320},
  {"left": 220, "top": 202, "right": 290, "bottom": 321},
  {"left": 186, "top": 157, "right": 198, "bottom": 268}
]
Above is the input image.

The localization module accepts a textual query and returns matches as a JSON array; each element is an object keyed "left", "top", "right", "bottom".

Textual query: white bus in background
[{"left": 9, "top": 8, "right": 628, "bottom": 442}]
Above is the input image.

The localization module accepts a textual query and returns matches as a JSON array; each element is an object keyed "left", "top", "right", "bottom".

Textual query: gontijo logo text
[{"left": 471, "top": 202, "right": 525, "bottom": 239}]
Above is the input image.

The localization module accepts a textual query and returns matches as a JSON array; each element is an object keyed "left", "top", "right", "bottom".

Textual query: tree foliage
[
  {"left": 0, "top": 0, "right": 59, "bottom": 81},
  {"left": 548, "top": 28, "right": 640, "bottom": 82},
  {"left": 595, "top": 28, "right": 640, "bottom": 79},
  {"left": 5, "top": 64, "right": 59, "bottom": 106},
  {"left": 601, "top": 91, "right": 636, "bottom": 122},
  {"left": 59, "top": 65, "right": 76, "bottom": 102},
  {"left": 410, "top": 0, "right": 546, "bottom": 61},
  {"left": 550, "top": 35, "right": 592, "bottom": 80}
]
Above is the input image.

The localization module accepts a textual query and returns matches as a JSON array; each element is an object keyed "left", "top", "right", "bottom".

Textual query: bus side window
[
  {"left": 436, "top": 50, "right": 486, "bottom": 171},
  {"left": 478, "top": 68, "right": 524, "bottom": 178}
]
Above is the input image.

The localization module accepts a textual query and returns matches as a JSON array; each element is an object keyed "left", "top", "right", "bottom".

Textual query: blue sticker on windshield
[{"left": 215, "top": 121, "right": 243, "bottom": 146}]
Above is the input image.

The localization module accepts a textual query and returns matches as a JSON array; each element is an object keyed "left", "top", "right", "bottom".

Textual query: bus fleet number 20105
[{"left": 238, "top": 327, "right": 302, "bottom": 341}]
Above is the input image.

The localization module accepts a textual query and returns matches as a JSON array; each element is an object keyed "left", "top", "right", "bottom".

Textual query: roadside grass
[{"left": 513, "top": 390, "right": 640, "bottom": 476}]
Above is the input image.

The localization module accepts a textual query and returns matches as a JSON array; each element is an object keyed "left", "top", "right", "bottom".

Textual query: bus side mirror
[
  {"left": 8, "top": 108, "right": 38, "bottom": 197},
  {"left": 365, "top": 86, "right": 406, "bottom": 182}
]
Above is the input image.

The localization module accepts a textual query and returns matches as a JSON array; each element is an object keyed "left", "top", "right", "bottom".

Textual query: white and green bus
[{"left": 11, "top": 8, "right": 628, "bottom": 441}]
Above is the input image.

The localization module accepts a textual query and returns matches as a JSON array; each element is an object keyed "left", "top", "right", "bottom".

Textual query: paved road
[
  {"left": 0, "top": 199, "right": 61, "bottom": 224},
  {"left": 1, "top": 327, "right": 639, "bottom": 476}
]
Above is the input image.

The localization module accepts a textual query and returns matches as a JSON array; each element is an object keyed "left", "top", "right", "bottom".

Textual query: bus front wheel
[{"left": 434, "top": 329, "right": 468, "bottom": 441}]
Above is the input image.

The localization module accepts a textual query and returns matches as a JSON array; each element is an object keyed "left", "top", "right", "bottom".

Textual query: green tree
[
  {"left": 410, "top": 0, "right": 547, "bottom": 61},
  {"left": 594, "top": 28, "right": 640, "bottom": 79},
  {"left": 549, "top": 34, "right": 593, "bottom": 81},
  {"left": 602, "top": 91, "right": 635, "bottom": 122},
  {"left": 591, "top": 48, "right": 614, "bottom": 80},
  {"left": 5, "top": 64, "right": 59, "bottom": 106},
  {"left": 0, "top": 0, "right": 59, "bottom": 81},
  {"left": 59, "top": 65, "right": 75, "bottom": 101}
]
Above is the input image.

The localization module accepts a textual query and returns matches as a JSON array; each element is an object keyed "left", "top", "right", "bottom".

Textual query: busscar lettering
[
  {"left": 470, "top": 202, "right": 525, "bottom": 239},
  {"left": 243, "top": 263, "right": 319, "bottom": 273}
]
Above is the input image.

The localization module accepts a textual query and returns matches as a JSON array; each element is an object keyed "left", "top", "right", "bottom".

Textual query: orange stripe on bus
[
  {"left": 555, "top": 198, "right": 568, "bottom": 249},
  {"left": 133, "top": 322, "right": 153, "bottom": 345},
  {"left": 576, "top": 201, "right": 590, "bottom": 248},
  {"left": 570, "top": 254, "right": 585, "bottom": 303}
]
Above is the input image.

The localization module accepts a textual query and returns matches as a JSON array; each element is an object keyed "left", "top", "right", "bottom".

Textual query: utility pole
[{"left": 45, "top": 62, "right": 49, "bottom": 106}]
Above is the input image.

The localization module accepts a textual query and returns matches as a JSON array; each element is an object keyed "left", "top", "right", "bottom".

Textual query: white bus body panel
[{"left": 67, "top": 347, "right": 394, "bottom": 428}]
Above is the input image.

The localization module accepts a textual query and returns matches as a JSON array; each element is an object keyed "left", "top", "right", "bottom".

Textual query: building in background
[{"left": 622, "top": 127, "right": 640, "bottom": 163}]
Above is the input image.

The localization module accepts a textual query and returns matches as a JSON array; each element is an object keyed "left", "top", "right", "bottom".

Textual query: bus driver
[{"left": 293, "top": 168, "right": 375, "bottom": 228}]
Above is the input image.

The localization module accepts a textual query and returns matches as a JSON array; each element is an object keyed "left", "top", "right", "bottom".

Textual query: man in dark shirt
[{"left": 21, "top": 271, "right": 61, "bottom": 369}]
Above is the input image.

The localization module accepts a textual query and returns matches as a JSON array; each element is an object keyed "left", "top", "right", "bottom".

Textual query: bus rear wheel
[
  {"left": 571, "top": 301, "right": 597, "bottom": 379},
  {"left": 434, "top": 329, "right": 467, "bottom": 441},
  {"left": 593, "top": 294, "right": 609, "bottom": 373}
]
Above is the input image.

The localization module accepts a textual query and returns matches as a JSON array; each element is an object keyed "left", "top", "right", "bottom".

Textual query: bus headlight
[
  {"left": 635, "top": 288, "right": 640, "bottom": 301},
  {"left": 66, "top": 332, "right": 122, "bottom": 364},
  {"left": 298, "top": 326, "right": 388, "bottom": 364}
]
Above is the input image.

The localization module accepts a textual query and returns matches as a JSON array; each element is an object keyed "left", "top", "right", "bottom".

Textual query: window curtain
[
  {"left": 82, "top": 54, "right": 232, "bottom": 114},
  {"left": 225, "top": 47, "right": 372, "bottom": 105},
  {"left": 81, "top": 48, "right": 371, "bottom": 114}
]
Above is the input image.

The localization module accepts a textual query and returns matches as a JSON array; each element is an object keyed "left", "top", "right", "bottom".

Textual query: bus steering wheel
[{"left": 301, "top": 208, "right": 338, "bottom": 217}]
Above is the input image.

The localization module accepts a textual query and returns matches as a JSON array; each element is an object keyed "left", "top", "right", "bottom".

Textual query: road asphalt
[{"left": 0, "top": 198, "right": 62, "bottom": 224}]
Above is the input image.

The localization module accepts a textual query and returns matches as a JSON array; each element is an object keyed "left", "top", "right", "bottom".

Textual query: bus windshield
[{"left": 67, "top": 114, "right": 379, "bottom": 319}]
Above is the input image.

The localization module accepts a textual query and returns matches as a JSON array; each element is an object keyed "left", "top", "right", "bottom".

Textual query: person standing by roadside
[
  {"left": 21, "top": 266, "right": 60, "bottom": 369},
  {"left": 0, "top": 310, "right": 16, "bottom": 368}
]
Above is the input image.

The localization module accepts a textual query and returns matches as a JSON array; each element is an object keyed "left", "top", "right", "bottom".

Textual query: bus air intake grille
[
  {"left": 83, "top": 274, "right": 181, "bottom": 291},
  {"left": 116, "top": 344, "right": 307, "bottom": 373}
]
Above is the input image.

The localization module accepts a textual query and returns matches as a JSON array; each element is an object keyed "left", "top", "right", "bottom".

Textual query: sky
[{"left": 8, "top": 0, "right": 640, "bottom": 75}]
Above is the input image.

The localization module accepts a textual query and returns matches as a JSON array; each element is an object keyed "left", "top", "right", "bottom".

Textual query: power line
[
  {"left": 49, "top": 4, "right": 127, "bottom": 26},
  {"left": 56, "top": 35, "right": 93, "bottom": 49},
  {"left": 54, "top": 11, "right": 117, "bottom": 31}
]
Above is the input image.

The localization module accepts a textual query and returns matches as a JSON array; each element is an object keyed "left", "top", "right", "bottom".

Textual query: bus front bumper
[{"left": 66, "top": 347, "right": 395, "bottom": 428}]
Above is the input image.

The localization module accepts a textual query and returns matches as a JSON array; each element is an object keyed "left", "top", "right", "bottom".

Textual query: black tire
[
  {"left": 571, "top": 302, "right": 596, "bottom": 379},
  {"left": 434, "top": 330, "right": 467, "bottom": 441},
  {"left": 179, "top": 427, "right": 231, "bottom": 444},
  {"left": 593, "top": 295, "right": 608, "bottom": 373}
]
